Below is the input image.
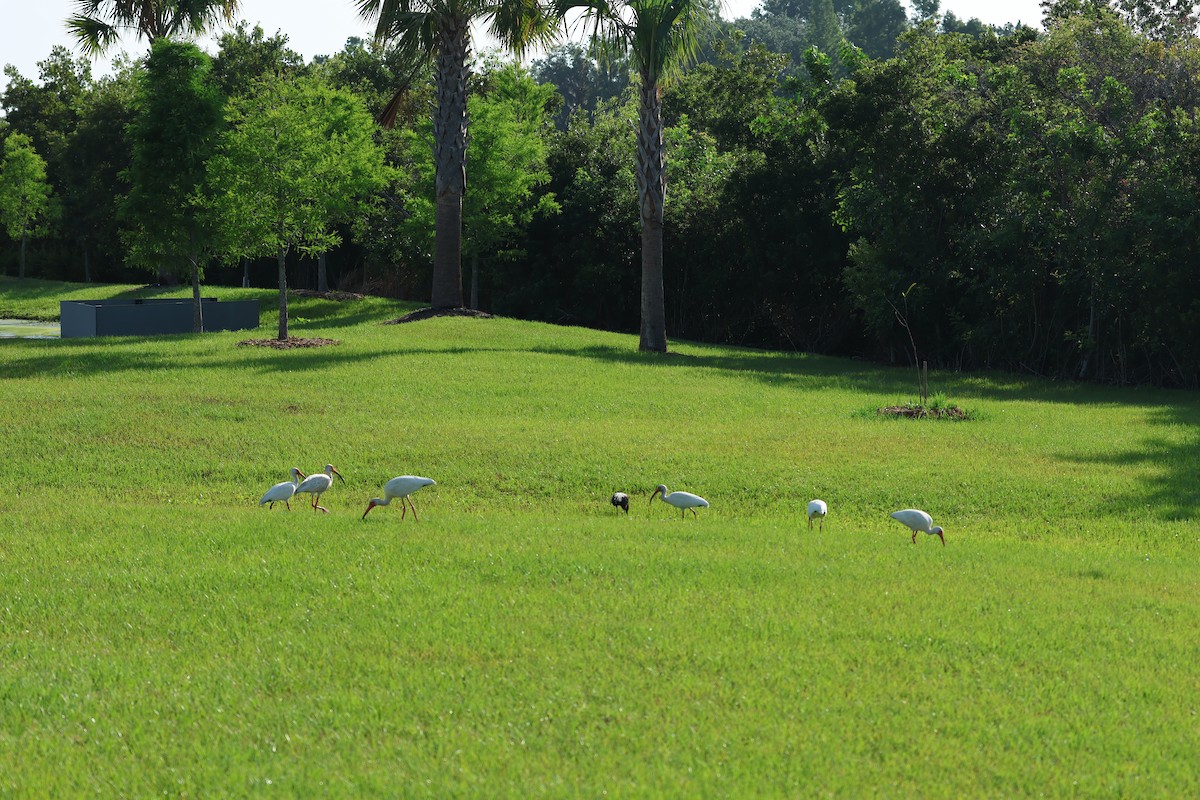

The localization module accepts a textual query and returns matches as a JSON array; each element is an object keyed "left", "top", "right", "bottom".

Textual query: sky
[{"left": 2, "top": 0, "right": 1046, "bottom": 85}]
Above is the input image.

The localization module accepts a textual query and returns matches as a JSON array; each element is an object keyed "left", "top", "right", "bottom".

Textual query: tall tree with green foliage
[
  {"left": 2, "top": 49, "right": 95, "bottom": 278},
  {"left": 210, "top": 22, "right": 306, "bottom": 96},
  {"left": 355, "top": 0, "right": 558, "bottom": 310},
  {"left": 0, "top": 133, "right": 57, "bottom": 278},
  {"left": 203, "top": 75, "right": 391, "bottom": 340},
  {"left": 67, "top": 0, "right": 241, "bottom": 56},
  {"left": 398, "top": 61, "right": 559, "bottom": 309},
  {"left": 531, "top": 42, "right": 629, "bottom": 129},
  {"left": 559, "top": 0, "right": 717, "bottom": 352},
  {"left": 122, "top": 39, "right": 225, "bottom": 332},
  {"left": 60, "top": 61, "right": 138, "bottom": 282}
]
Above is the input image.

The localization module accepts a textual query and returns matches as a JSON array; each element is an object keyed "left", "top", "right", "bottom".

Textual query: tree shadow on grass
[
  {"left": 0, "top": 334, "right": 382, "bottom": 378},
  {"left": 1055, "top": 404, "right": 1200, "bottom": 523},
  {"left": 524, "top": 342, "right": 1196, "bottom": 409}
]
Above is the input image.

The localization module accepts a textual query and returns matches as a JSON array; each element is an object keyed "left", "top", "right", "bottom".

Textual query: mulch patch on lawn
[
  {"left": 384, "top": 307, "right": 494, "bottom": 324},
  {"left": 237, "top": 337, "right": 340, "bottom": 349},
  {"left": 878, "top": 404, "right": 969, "bottom": 420},
  {"left": 293, "top": 289, "right": 367, "bottom": 301}
]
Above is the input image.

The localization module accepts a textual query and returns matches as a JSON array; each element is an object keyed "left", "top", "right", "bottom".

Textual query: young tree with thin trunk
[
  {"left": 0, "top": 133, "right": 56, "bottom": 278},
  {"left": 202, "top": 75, "right": 391, "bottom": 340},
  {"left": 557, "top": 0, "right": 716, "bottom": 352}
]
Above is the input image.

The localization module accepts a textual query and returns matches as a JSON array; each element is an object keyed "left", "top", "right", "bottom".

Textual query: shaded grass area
[{"left": 1, "top": 277, "right": 1198, "bottom": 796}]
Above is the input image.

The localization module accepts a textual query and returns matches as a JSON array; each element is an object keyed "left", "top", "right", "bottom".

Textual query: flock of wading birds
[{"left": 260, "top": 465, "right": 947, "bottom": 545}]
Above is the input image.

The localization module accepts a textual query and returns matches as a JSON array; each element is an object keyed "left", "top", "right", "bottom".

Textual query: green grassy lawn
[{"left": 1, "top": 276, "right": 1197, "bottom": 796}]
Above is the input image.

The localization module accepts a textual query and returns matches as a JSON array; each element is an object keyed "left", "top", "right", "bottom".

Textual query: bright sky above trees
[{"left": 3, "top": 0, "right": 1043, "bottom": 85}]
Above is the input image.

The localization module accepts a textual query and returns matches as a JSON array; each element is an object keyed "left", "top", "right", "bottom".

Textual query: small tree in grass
[
  {"left": 0, "top": 133, "right": 57, "bottom": 278},
  {"left": 203, "top": 74, "right": 391, "bottom": 340}
]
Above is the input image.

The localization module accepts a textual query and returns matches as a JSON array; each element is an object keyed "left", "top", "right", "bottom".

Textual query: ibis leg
[{"left": 407, "top": 497, "right": 419, "bottom": 521}]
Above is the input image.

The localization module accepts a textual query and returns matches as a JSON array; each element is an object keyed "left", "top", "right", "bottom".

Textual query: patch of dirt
[
  {"left": 384, "top": 307, "right": 494, "bottom": 324},
  {"left": 293, "top": 289, "right": 367, "bottom": 301},
  {"left": 237, "top": 336, "right": 341, "bottom": 349},
  {"left": 879, "top": 404, "right": 969, "bottom": 420}
]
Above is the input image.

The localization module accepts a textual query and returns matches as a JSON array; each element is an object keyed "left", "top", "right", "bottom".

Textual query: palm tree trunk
[
  {"left": 277, "top": 247, "right": 289, "bottom": 341},
  {"left": 637, "top": 76, "right": 667, "bottom": 353},
  {"left": 430, "top": 16, "right": 470, "bottom": 309}
]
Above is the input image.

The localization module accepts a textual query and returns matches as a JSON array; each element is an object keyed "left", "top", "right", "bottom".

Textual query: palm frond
[
  {"left": 66, "top": 14, "right": 123, "bottom": 56},
  {"left": 66, "top": 0, "right": 240, "bottom": 55},
  {"left": 488, "top": 0, "right": 561, "bottom": 57},
  {"left": 356, "top": 0, "right": 439, "bottom": 64}
]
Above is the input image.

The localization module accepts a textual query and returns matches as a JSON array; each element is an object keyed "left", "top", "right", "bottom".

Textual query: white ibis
[
  {"left": 295, "top": 464, "right": 344, "bottom": 513},
  {"left": 259, "top": 468, "right": 305, "bottom": 510},
  {"left": 362, "top": 476, "right": 436, "bottom": 521},
  {"left": 611, "top": 492, "right": 630, "bottom": 513},
  {"left": 807, "top": 499, "right": 828, "bottom": 531},
  {"left": 890, "top": 509, "right": 945, "bottom": 545},
  {"left": 650, "top": 484, "right": 709, "bottom": 519}
]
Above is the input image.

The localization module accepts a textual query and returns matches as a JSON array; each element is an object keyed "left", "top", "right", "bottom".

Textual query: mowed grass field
[{"left": 1, "top": 277, "right": 1197, "bottom": 797}]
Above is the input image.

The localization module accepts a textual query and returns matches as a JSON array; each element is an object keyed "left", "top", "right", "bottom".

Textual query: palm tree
[
  {"left": 67, "top": 0, "right": 240, "bottom": 56},
  {"left": 356, "top": 0, "right": 558, "bottom": 309},
  {"left": 558, "top": 0, "right": 715, "bottom": 352}
]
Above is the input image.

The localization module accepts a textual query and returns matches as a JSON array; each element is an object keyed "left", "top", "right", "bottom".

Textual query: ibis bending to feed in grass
[
  {"left": 650, "top": 484, "right": 709, "bottom": 518},
  {"left": 611, "top": 492, "right": 630, "bottom": 513},
  {"left": 362, "top": 476, "right": 436, "bottom": 520},
  {"left": 890, "top": 509, "right": 945, "bottom": 545},
  {"left": 808, "top": 499, "right": 828, "bottom": 531},
  {"left": 296, "top": 464, "right": 343, "bottom": 512},
  {"left": 259, "top": 468, "right": 305, "bottom": 510}
]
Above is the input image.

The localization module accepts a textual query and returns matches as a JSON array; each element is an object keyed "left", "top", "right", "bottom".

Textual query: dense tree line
[{"left": 4, "top": 0, "right": 1200, "bottom": 383}]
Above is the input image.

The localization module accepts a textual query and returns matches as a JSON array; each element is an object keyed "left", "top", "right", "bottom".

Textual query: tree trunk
[
  {"left": 190, "top": 260, "right": 204, "bottom": 333},
  {"left": 318, "top": 251, "right": 329, "bottom": 293},
  {"left": 242, "top": 257, "right": 250, "bottom": 289},
  {"left": 470, "top": 251, "right": 479, "bottom": 310},
  {"left": 636, "top": 75, "right": 668, "bottom": 353},
  {"left": 277, "top": 247, "right": 289, "bottom": 341},
  {"left": 19, "top": 233, "right": 27, "bottom": 279},
  {"left": 1078, "top": 283, "right": 1097, "bottom": 381},
  {"left": 430, "top": 17, "right": 471, "bottom": 309},
  {"left": 83, "top": 246, "right": 92, "bottom": 283}
]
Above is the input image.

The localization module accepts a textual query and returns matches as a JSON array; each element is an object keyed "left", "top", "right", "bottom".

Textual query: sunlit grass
[{"left": 1, "top": 276, "right": 1198, "bottom": 796}]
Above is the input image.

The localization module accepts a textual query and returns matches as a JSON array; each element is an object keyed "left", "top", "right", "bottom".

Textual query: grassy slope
[{"left": 0, "top": 277, "right": 1197, "bottom": 796}]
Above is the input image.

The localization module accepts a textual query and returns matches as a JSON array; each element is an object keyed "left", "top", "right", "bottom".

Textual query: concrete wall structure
[{"left": 60, "top": 298, "right": 259, "bottom": 338}]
